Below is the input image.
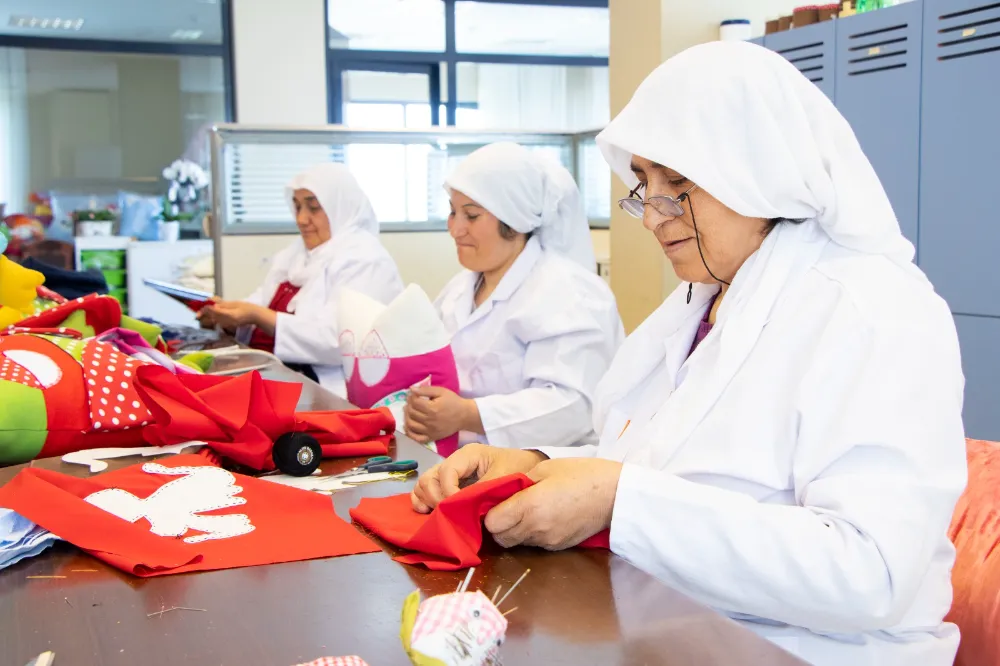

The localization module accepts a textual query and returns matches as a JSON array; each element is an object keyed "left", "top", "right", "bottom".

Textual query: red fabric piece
[
  {"left": 17, "top": 293, "right": 121, "bottom": 334},
  {"left": 36, "top": 285, "right": 68, "bottom": 304},
  {"left": 0, "top": 454, "right": 378, "bottom": 577},
  {"left": 80, "top": 338, "right": 154, "bottom": 434},
  {"left": 350, "top": 473, "right": 610, "bottom": 571},
  {"left": 133, "top": 366, "right": 395, "bottom": 471},
  {"left": 1, "top": 326, "right": 83, "bottom": 338},
  {"left": 249, "top": 281, "right": 300, "bottom": 352}
]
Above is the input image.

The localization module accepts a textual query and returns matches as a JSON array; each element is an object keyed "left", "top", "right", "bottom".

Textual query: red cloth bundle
[
  {"left": 133, "top": 365, "right": 395, "bottom": 471},
  {"left": 350, "top": 473, "right": 610, "bottom": 571},
  {"left": 0, "top": 454, "right": 379, "bottom": 577}
]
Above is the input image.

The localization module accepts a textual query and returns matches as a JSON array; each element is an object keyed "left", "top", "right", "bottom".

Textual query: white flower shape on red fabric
[
  {"left": 357, "top": 330, "right": 390, "bottom": 387},
  {"left": 84, "top": 463, "right": 255, "bottom": 544}
]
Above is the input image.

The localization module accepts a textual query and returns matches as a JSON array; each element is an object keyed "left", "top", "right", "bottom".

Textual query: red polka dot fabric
[
  {"left": 0, "top": 352, "right": 43, "bottom": 388},
  {"left": 80, "top": 339, "right": 154, "bottom": 434}
]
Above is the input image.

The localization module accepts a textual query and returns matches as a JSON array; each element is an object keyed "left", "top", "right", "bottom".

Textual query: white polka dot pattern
[{"left": 81, "top": 339, "right": 154, "bottom": 433}]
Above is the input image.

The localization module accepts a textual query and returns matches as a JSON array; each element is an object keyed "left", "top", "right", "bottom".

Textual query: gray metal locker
[
  {"left": 919, "top": 0, "right": 1000, "bottom": 317},
  {"left": 835, "top": 2, "right": 923, "bottom": 250},
  {"left": 954, "top": 314, "right": 1000, "bottom": 440},
  {"left": 765, "top": 21, "right": 838, "bottom": 100},
  {"left": 748, "top": 36, "right": 765, "bottom": 47}
]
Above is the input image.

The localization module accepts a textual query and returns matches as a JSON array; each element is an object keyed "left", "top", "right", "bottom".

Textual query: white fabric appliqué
[{"left": 85, "top": 463, "right": 255, "bottom": 544}]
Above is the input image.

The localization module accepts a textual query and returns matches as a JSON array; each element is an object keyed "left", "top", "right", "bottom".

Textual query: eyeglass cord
[{"left": 678, "top": 192, "right": 730, "bottom": 304}]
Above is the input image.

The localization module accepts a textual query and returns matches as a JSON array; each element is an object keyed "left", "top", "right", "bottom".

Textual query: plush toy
[
  {"left": 0, "top": 256, "right": 45, "bottom": 328},
  {"left": 338, "top": 285, "right": 461, "bottom": 455},
  {"left": 399, "top": 568, "right": 521, "bottom": 666}
]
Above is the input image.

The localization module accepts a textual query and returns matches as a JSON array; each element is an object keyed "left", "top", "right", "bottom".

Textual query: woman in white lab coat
[
  {"left": 404, "top": 142, "right": 624, "bottom": 452},
  {"left": 411, "top": 43, "right": 967, "bottom": 666},
  {"left": 199, "top": 163, "right": 404, "bottom": 394}
]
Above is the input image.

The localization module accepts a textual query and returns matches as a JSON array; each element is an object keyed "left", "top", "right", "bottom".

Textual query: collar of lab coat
[
  {"left": 450, "top": 236, "right": 543, "bottom": 331},
  {"left": 595, "top": 220, "right": 830, "bottom": 468}
]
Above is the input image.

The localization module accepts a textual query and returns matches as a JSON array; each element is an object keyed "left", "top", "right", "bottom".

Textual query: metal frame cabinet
[
  {"left": 918, "top": 0, "right": 1000, "bottom": 319},
  {"left": 835, "top": 2, "right": 924, "bottom": 250},
  {"left": 954, "top": 315, "right": 1000, "bottom": 440},
  {"left": 765, "top": 20, "right": 838, "bottom": 100}
]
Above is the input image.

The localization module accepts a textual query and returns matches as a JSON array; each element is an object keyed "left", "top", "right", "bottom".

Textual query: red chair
[{"left": 947, "top": 438, "right": 1000, "bottom": 666}]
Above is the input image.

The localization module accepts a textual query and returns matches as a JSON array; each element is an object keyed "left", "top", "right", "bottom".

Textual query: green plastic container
[
  {"left": 80, "top": 249, "right": 125, "bottom": 271},
  {"left": 102, "top": 269, "right": 126, "bottom": 288},
  {"left": 108, "top": 288, "right": 128, "bottom": 308}
]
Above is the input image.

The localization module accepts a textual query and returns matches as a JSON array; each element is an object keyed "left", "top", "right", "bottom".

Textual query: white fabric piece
[
  {"left": 85, "top": 463, "right": 254, "bottom": 545},
  {"left": 536, "top": 41, "right": 966, "bottom": 666},
  {"left": 444, "top": 142, "right": 596, "bottom": 271},
  {"left": 437, "top": 236, "right": 623, "bottom": 449},
  {"left": 0, "top": 508, "right": 60, "bottom": 571},
  {"left": 243, "top": 164, "right": 405, "bottom": 394}
]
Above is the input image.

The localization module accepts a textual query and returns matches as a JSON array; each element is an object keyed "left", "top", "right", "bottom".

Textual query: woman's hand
[
  {"left": 199, "top": 301, "right": 273, "bottom": 331},
  {"left": 411, "top": 443, "right": 547, "bottom": 513},
  {"left": 484, "top": 458, "right": 623, "bottom": 550},
  {"left": 195, "top": 305, "right": 218, "bottom": 329},
  {"left": 404, "top": 386, "right": 482, "bottom": 445}
]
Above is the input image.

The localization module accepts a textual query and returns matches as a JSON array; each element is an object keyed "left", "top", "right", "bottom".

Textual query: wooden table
[{"left": 0, "top": 367, "right": 808, "bottom": 666}]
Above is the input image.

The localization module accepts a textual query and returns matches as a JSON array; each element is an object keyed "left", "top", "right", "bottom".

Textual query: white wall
[{"left": 231, "top": 0, "right": 327, "bottom": 125}]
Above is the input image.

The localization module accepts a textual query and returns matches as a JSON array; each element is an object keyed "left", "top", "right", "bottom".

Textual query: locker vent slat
[
  {"left": 846, "top": 22, "right": 909, "bottom": 75},
  {"left": 775, "top": 39, "right": 829, "bottom": 83},
  {"left": 937, "top": 2, "right": 1000, "bottom": 60}
]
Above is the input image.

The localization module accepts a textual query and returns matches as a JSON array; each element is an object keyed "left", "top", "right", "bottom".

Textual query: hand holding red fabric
[
  {"left": 134, "top": 365, "right": 395, "bottom": 471},
  {"left": 350, "top": 474, "right": 609, "bottom": 571}
]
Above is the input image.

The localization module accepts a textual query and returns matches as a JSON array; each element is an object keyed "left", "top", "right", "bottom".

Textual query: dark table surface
[{"left": 0, "top": 366, "right": 808, "bottom": 666}]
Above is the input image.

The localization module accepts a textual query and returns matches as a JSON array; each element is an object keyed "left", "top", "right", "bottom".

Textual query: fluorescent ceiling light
[
  {"left": 9, "top": 16, "right": 84, "bottom": 31},
  {"left": 171, "top": 29, "right": 204, "bottom": 40}
]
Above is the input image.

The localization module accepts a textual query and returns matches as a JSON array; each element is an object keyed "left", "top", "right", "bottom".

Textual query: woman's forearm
[{"left": 252, "top": 306, "right": 278, "bottom": 336}]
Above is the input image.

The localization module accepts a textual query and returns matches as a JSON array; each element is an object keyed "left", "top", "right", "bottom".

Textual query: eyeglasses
[{"left": 618, "top": 183, "right": 698, "bottom": 219}]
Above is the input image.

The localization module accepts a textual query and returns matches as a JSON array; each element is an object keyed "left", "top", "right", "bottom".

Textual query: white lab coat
[
  {"left": 538, "top": 232, "right": 967, "bottom": 666},
  {"left": 246, "top": 232, "right": 404, "bottom": 395},
  {"left": 437, "top": 236, "right": 624, "bottom": 449}
]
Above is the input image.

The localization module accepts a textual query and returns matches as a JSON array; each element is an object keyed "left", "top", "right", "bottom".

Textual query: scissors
[{"left": 330, "top": 456, "right": 418, "bottom": 479}]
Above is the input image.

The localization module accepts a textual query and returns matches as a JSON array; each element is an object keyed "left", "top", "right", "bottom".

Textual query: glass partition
[{"left": 210, "top": 124, "right": 610, "bottom": 235}]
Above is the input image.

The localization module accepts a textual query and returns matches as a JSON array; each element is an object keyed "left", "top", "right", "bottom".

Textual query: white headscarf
[
  {"left": 597, "top": 40, "right": 918, "bottom": 274},
  {"left": 282, "top": 162, "right": 380, "bottom": 287},
  {"left": 592, "top": 40, "right": 931, "bottom": 432},
  {"left": 445, "top": 142, "right": 596, "bottom": 271}
]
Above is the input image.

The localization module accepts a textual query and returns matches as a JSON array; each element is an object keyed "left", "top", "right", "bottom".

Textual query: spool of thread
[
  {"left": 793, "top": 5, "right": 820, "bottom": 27},
  {"left": 719, "top": 18, "right": 752, "bottom": 41},
  {"left": 778, "top": 15, "right": 793, "bottom": 31}
]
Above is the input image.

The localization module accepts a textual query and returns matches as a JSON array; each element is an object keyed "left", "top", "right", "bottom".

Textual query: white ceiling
[{"left": 0, "top": 0, "right": 223, "bottom": 44}]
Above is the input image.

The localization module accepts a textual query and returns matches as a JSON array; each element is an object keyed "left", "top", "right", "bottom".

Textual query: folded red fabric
[
  {"left": 350, "top": 473, "right": 610, "bottom": 570},
  {"left": 0, "top": 454, "right": 379, "bottom": 577},
  {"left": 133, "top": 365, "right": 395, "bottom": 470}
]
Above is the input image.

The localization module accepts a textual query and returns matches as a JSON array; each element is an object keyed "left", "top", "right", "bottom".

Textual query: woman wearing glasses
[
  {"left": 403, "top": 142, "right": 624, "bottom": 454},
  {"left": 411, "top": 43, "right": 966, "bottom": 666}
]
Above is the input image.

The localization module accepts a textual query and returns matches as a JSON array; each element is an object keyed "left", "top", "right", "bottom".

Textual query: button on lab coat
[
  {"left": 437, "top": 237, "right": 624, "bottom": 449},
  {"left": 246, "top": 233, "right": 403, "bottom": 395},
  {"left": 539, "top": 243, "right": 967, "bottom": 666}
]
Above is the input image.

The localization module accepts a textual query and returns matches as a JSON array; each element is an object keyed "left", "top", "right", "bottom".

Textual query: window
[
  {"left": 0, "top": 49, "right": 227, "bottom": 226},
  {"left": 325, "top": 0, "right": 610, "bottom": 227},
  {"left": 327, "top": 0, "right": 446, "bottom": 52},
  {"left": 455, "top": 62, "right": 608, "bottom": 131},
  {"left": 455, "top": 2, "right": 609, "bottom": 57}
]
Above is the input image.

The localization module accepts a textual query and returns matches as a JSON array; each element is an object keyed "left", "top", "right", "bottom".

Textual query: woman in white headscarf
[
  {"left": 199, "top": 163, "right": 404, "bottom": 394},
  {"left": 403, "top": 142, "right": 624, "bottom": 454},
  {"left": 410, "top": 43, "right": 967, "bottom": 666}
]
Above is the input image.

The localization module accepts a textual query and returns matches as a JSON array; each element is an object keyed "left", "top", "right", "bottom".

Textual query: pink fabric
[{"left": 345, "top": 345, "right": 460, "bottom": 456}]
